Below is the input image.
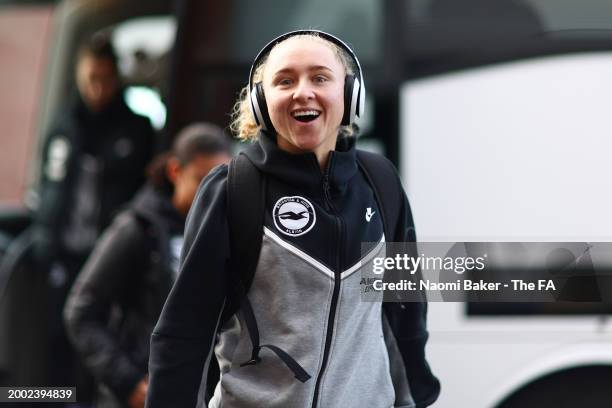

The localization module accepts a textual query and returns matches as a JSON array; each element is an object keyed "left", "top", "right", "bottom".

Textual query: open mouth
[{"left": 292, "top": 110, "right": 321, "bottom": 123}]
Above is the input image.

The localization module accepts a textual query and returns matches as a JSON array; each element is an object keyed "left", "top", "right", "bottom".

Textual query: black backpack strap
[
  {"left": 226, "top": 153, "right": 311, "bottom": 383},
  {"left": 357, "top": 150, "right": 420, "bottom": 304},
  {"left": 226, "top": 153, "right": 265, "bottom": 300},
  {"left": 356, "top": 150, "right": 411, "bottom": 242}
]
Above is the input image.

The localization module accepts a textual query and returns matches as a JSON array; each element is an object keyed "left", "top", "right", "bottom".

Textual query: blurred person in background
[
  {"left": 32, "top": 33, "right": 155, "bottom": 400},
  {"left": 63, "top": 123, "right": 231, "bottom": 408}
]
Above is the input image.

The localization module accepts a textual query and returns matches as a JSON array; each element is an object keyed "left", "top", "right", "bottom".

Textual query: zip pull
[
  {"left": 321, "top": 174, "right": 333, "bottom": 210},
  {"left": 323, "top": 174, "right": 331, "bottom": 199},
  {"left": 321, "top": 152, "right": 335, "bottom": 206}
]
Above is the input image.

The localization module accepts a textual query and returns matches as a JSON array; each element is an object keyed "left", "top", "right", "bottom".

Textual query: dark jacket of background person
[
  {"left": 34, "top": 90, "right": 155, "bottom": 402},
  {"left": 64, "top": 184, "right": 183, "bottom": 408},
  {"left": 63, "top": 121, "right": 231, "bottom": 408},
  {"left": 34, "top": 91, "right": 154, "bottom": 264}
]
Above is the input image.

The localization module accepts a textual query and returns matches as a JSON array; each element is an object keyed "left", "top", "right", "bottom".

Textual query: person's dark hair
[
  {"left": 147, "top": 123, "right": 231, "bottom": 193},
  {"left": 76, "top": 33, "right": 118, "bottom": 67},
  {"left": 172, "top": 123, "right": 231, "bottom": 165}
]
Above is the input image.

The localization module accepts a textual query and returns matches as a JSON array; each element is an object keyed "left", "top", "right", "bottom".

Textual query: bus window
[
  {"left": 223, "top": 0, "right": 381, "bottom": 63},
  {"left": 112, "top": 16, "right": 176, "bottom": 131}
]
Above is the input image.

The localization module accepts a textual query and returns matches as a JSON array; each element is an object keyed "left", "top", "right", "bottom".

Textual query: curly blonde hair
[{"left": 230, "top": 33, "right": 357, "bottom": 142}]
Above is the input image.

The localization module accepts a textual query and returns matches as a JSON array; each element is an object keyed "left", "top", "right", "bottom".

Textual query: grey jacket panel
[
  {"left": 317, "top": 270, "right": 395, "bottom": 408},
  {"left": 211, "top": 230, "right": 393, "bottom": 408},
  {"left": 212, "top": 232, "right": 331, "bottom": 407}
]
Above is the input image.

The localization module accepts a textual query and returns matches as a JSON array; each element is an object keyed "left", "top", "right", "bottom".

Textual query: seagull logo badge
[{"left": 273, "top": 196, "right": 316, "bottom": 236}]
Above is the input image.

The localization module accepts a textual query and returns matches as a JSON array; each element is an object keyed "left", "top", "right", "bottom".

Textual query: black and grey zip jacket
[{"left": 146, "top": 133, "right": 440, "bottom": 408}]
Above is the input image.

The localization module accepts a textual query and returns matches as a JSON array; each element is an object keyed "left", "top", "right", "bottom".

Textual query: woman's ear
[{"left": 165, "top": 157, "right": 181, "bottom": 185}]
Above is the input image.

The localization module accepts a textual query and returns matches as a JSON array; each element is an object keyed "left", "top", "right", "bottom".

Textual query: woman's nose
[{"left": 293, "top": 79, "right": 315, "bottom": 101}]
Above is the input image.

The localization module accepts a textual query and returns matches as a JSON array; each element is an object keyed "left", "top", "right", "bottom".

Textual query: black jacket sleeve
[
  {"left": 146, "top": 165, "right": 230, "bottom": 408},
  {"left": 63, "top": 212, "right": 149, "bottom": 401},
  {"left": 382, "top": 165, "right": 441, "bottom": 408}
]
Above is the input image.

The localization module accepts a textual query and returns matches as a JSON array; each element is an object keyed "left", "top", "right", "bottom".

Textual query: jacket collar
[{"left": 243, "top": 131, "right": 358, "bottom": 196}]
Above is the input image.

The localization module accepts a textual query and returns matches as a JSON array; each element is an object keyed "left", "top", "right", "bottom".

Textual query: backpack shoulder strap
[
  {"left": 226, "top": 152, "right": 265, "bottom": 298},
  {"left": 357, "top": 150, "right": 411, "bottom": 242},
  {"left": 224, "top": 152, "right": 311, "bottom": 382}
]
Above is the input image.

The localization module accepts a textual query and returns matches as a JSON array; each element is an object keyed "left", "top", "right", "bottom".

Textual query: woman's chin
[
  {"left": 278, "top": 134, "right": 320, "bottom": 154},
  {"left": 295, "top": 138, "right": 321, "bottom": 152}
]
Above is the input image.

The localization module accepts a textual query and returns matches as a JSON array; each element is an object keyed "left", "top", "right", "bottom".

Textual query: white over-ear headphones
[{"left": 248, "top": 30, "right": 365, "bottom": 134}]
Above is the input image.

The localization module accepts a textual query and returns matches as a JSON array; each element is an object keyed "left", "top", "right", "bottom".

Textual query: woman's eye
[
  {"left": 278, "top": 78, "right": 292, "bottom": 86},
  {"left": 314, "top": 75, "right": 328, "bottom": 83}
]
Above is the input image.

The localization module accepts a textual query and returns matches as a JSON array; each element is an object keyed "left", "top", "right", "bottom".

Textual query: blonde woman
[{"left": 146, "top": 30, "right": 439, "bottom": 408}]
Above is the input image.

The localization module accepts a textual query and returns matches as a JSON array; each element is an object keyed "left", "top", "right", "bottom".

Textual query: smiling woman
[
  {"left": 146, "top": 30, "right": 439, "bottom": 408},
  {"left": 261, "top": 36, "right": 346, "bottom": 166},
  {"left": 230, "top": 32, "right": 361, "bottom": 169}
]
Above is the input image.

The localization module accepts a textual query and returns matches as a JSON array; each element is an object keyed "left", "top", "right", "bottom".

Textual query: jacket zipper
[{"left": 311, "top": 160, "right": 344, "bottom": 408}]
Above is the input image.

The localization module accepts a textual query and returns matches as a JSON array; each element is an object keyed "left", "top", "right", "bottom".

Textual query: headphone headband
[{"left": 248, "top": 30, "right": 363, "bottom": 93}]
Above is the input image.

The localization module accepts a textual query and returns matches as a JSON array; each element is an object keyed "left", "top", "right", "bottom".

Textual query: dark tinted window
[
  {"left": 206, "top": 0, "right": 381, "bottom": 63},
  {"left": 405, "top": 0, "right": 612, "bottom": 77}
]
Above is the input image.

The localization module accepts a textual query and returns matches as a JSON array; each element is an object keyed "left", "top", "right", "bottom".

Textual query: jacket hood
[{"left": 242, "top": 132, "right": 358, "bottom": 198}]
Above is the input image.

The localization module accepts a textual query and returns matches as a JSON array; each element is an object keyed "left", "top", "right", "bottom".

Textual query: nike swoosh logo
[{"left": 365, "top": 208, "right": 375, "bottom": 222}]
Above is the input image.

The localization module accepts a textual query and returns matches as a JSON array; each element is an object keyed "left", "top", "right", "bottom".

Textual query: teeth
[{"left": 292, "top": 110, "right": 320, "bottom": 118}]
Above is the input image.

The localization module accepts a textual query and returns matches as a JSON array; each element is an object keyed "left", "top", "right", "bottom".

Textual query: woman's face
[
  {"left": 169, "top": 153, "right": 230, "bottom": 215},
  {"left": 262, "top": 37, "right": 346, "bottom": 161}
]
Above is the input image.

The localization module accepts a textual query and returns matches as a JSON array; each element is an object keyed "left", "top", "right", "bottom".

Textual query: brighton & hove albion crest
[{"left": 273, "top": 196, "right": 316, "bottom": 237}]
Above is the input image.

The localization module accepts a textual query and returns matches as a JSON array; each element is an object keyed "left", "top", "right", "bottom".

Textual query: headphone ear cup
[
  {"left": 250, "top": 85, "right": 263, "bottom": 127},
  {"left": 250, "top": 82, "right": 275, "bottom": 133},
  {"left": 256, "top": 82, "right": 274, "bottom": 133},
  {"left": 342, "top": 75, "right": 357, "bottom": 126}
]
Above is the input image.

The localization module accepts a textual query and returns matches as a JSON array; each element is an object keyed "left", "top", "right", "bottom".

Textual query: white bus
[{"left": 403, "top": 52, "right": 612, "bottom": 407}]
